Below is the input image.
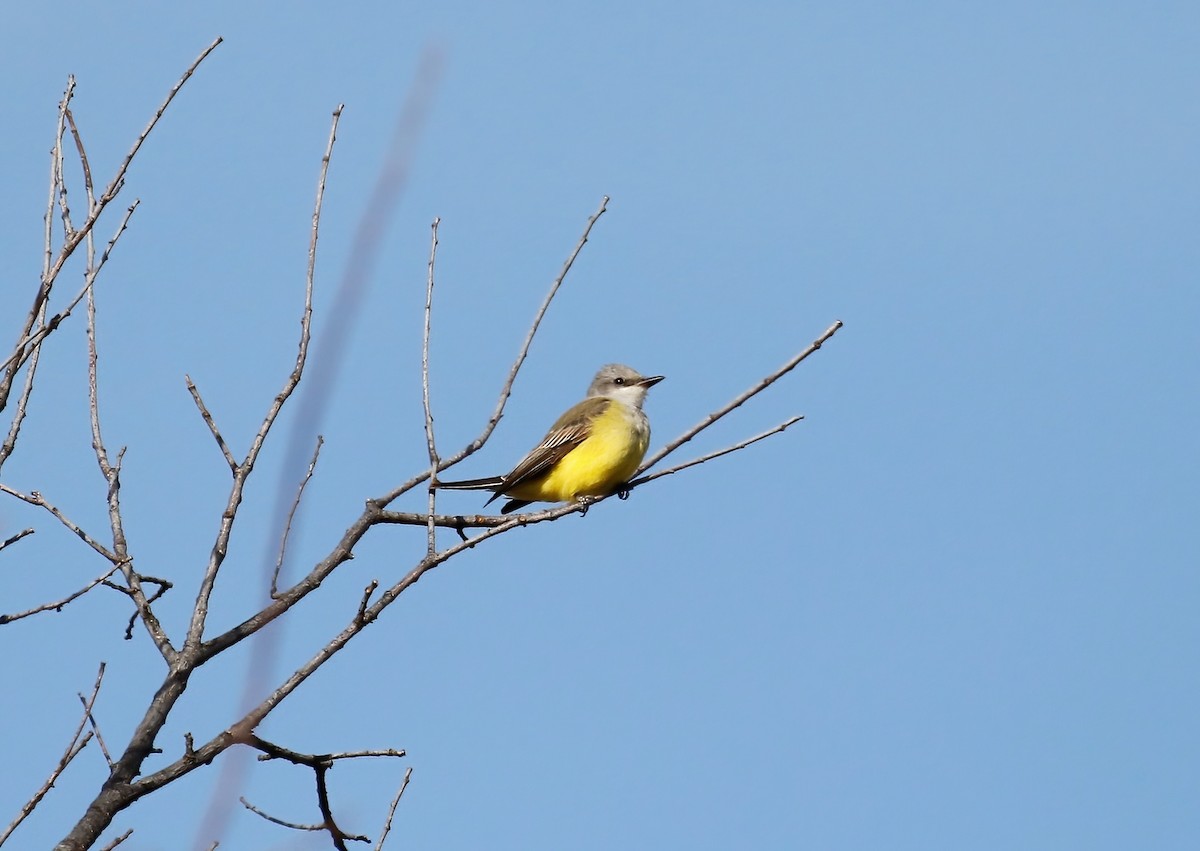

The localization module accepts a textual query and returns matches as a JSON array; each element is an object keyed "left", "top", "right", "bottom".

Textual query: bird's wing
[{"left": 500, "top": 397, "right": 608, "bottom": 490}]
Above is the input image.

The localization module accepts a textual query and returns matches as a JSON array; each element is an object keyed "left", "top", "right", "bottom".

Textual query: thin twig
[
  {"left": 85, "top": 210, "right": 110, "bottom": 482},
  {"left": 109, "top": 575, "right": 172, "bottom": 642},
  {"left": 78, "top": 689, "right": 116, "bottom": 770},
  {"left": 374, "top": 509, "right": 540, "bottom": 530},
  {"left": 0, "top": 564, "right": 121, "bottom": 625},
  {"left": 253, "top": 742, "right": 406, "bottom": 764},
  {"left": 96, "top": 38, "right": 224, "bottom": 208},
  {"left": 484, "top": 195, "right": 610, "bottom": 446},
  {"left": 98, "top": 829, "right": 133, "bottom": 851},
  {"left": 0, "top": 79, "right": 70, "bottom": 413},
  {"left": 55, "top": 114, "right": 75, "bottom": 238},
  {"left": 0, "top": 299, "right": 46, "bottom": 471},
  {"left": 245, "top": 736, "right": 394, "bottom": 849},
  {"left": 1, "top": 36, "right": 221, "bottom": 387},
  {"left": 0, "top": 528, "right": 35, "bottom": 553},
  {"left": 356, "top": 581, "right": 379, "bottom": 625},
  {"left": 375, "top": 767, "right": 413, "bottom": 851},
  {"left": 421, "top": 217, "right": 441, "bottom": 556},
  {"left": 43, "top": 78, "right": 73, "bottom": 278},
  {"left": 639, "top": 320, "right": 843, "bottom": 475},
  {"left": 0, "top": 663, "right": 105, "bottom": 846},
  {"left": 271, "top": 435, "right": 324, "bottom": 597},
  {"left": 185, "top": 375, "right": 238, "bottom": 472},
  {"left": 64, "top": 107, "right": 95, "bottom": 197},
  {"left": 0, "top": 484, "right": 119, "bottom": 562},
  {"left": 0, "top": 201, "right": 141, "bottom": 380},
  {"left": 628, "top": 416, "right": 804, "bottom": 489},
  {"left": 239, "top": 797, "right": 322, "bottom": 832}
]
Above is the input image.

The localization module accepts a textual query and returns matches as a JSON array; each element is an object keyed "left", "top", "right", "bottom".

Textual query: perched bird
[{"left": 436, "top": 364, "right": 664, "bottom": 513}]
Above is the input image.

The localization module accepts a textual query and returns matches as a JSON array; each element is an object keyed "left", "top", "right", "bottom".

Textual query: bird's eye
[{"left": 613, "top": 376, "right": 625, "bottom": 385}]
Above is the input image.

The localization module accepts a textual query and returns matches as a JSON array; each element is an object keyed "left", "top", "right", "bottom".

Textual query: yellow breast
[{"left": 508, "top": 401, "right": 650, "bottom": 503}]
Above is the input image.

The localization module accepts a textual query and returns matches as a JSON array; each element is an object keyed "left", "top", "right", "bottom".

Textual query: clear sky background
[{"left": 2, "top": 2, "right": 1197, "bottom": 849}]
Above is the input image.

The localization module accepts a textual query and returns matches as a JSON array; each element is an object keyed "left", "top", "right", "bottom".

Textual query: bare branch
[
  {"left": 0, "top": 663, "right": 105, "bottom": 846},
  {"left": 185, "top": 375, "right": 238, "bottom": 472},
  {"left": 0, "top": 200, "right": 141, "bottom": 381},
  {"left": 0, "top": 484, "right": 119, "bottom": 562},
  {"left": 483, "top": 195, "right": 610, "bottom": 447},
  {"left": 199, "top": 500, "right": 589, "bottom": 733},
  {"left": 44, "top": 78, "right": 73, "bottom": 273},
  {"left": 2, "top": 37, "right": 221, "bottom": 393},
  {"left": 421, "top": 217, "right": 441, "bottom": 556},
  {"left": 375, "top": 768, "right": 413, "bottom": 851},
  {"left": 628, "top": 416, "right": 804, "bottom": 490},
  {"left": 8, "top": 208, "right": 138, "bottom": 478},
  {"left": 639, "top": 320, "right": 843, "bottom": 474},
  {"left": 0, "top": 563, "right": 120, "bottom": 625},
  {"left": 239, "top": 797, "right": 323, "bottom": 833},
  {"left": 30, "top": 45, "right": 228, "bottom": 851},
  {"left": 183, "top": 105, "right": 340, "bottom": 653},
  {"left": 97, "top": 38, "right": 224, "bottom": 208},
  {"left": 245, "top": 736, "right": 391, "bottom": 849},
  {"left": 98, "top": 829, "right": 133, "bottom": 851},
  {"left": 55, "top": 113, "right": 75, "bottom": 239},
  {"left": 86, "top": 242, "right": 115, "bottom": 477},
  {"left": 356, "top": 580, "right": 379, "bottom": 625},
  {"left": 0, "top": 190, "right": 137, "bottom": 447},
  {"left": 0, "top": 528, "right": 35, "bottom": 553},
  {"left": 121, "top": 499, "right": 582, "bottom": 817},
  {"left": 64, "top": 107, "right": 96, "bottom": 199},
  {"left": 252, "top": 741, "right": 406, "bottom": 764},
  {"left": 271, "top": 435, "right": 324, "bottom": 598},
  {"left": 78, "top": 690, "right": 116, "bottom": 770},
  {"left": 373, "top": 195, "right": 611, "bottom": 507},
  {"left": 0, "top": 299, "right": 46, "bottom": 471},
  {"left": 107, "top": 574, "right": 172, "bottom": 642},
  {"left": 374, "top": 509, "right": 538, "bottom": 530}
]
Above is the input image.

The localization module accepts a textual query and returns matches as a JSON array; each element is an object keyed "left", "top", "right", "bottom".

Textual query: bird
[{"left": 436, "top": 364, "right": 664, "bottom": 514}]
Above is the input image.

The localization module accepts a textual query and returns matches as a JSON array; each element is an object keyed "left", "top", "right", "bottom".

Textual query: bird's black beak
[{"left": 639, "top": 375, "right": 665, "bottom": 388}]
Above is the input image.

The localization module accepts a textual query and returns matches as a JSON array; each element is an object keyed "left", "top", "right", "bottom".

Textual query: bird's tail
[{"left": 433, "top": 476, "right": 505, "bottom": 491}]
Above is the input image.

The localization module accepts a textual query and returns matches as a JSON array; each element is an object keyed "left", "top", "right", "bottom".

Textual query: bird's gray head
[{"left": 586, "top": 364, "right": 664, "bottom": 409}]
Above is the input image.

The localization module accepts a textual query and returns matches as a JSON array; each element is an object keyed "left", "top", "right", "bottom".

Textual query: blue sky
[{"left": 2, "top": 2, "right": 1198, "bottom": 849}]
